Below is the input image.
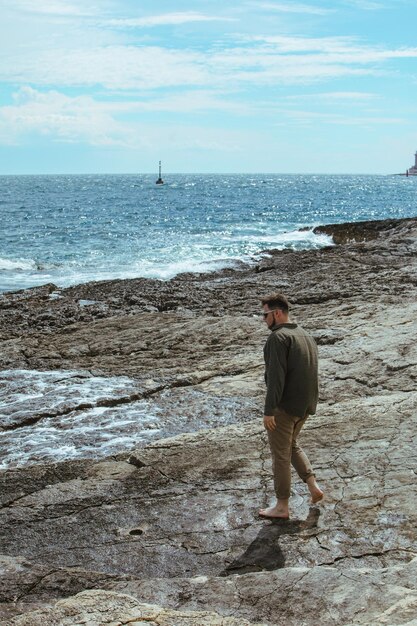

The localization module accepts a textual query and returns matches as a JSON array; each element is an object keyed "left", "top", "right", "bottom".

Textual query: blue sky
[{"left": 0, "top": 0, "right": 416, "bottom": 174}]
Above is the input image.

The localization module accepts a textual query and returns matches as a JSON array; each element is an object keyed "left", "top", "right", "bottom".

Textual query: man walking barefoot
[{"left": 259, "top": 293, "right": 323, "bottom": 520}]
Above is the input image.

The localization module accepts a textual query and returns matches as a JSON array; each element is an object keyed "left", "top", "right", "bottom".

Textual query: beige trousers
[{"left": 267, "top": 409, "right": 314, "bottom": 500}]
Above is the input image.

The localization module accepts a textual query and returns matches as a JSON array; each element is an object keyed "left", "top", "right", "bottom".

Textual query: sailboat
[{"left": 155, "top": 160, "right": 164, "bottom": 185}]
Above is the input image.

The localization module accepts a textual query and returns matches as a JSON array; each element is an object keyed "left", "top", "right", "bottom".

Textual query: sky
[{"left": 0, "top": 0, "right": 417, "bottom": 175}]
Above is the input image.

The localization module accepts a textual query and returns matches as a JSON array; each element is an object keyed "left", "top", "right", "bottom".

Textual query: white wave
[
  {"left": 133, "top": 258, "right": 238, "bottom": 280},
  {"left": 0, "top": 257, "right": 37, "bottom": 271},
  {"left": 266, "top": 229, "right": 334, "bottom": 248},
  {"left": 33, "top": 258, "right": 240, "bottom": 285},
  {"left": 220, "top": 228, "right": 334, "bottom": 247},
  {"left": 0, "top": 228, "right": 334, "bottom": 292}
]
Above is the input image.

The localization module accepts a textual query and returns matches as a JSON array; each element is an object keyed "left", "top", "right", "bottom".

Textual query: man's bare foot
[
  {"left": 258, "top": 503, "right": 289, "bottom": 519},
  {"left": 307, "top": 477, "right": 324, "bottom": 504}
]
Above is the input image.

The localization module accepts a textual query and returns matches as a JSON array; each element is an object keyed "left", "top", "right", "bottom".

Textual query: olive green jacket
[{"left": 263, "top": 322, "right": 318, "bottom": 417}]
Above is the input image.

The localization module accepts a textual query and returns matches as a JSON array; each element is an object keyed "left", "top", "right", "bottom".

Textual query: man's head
[{"left": 260, "top": 293, "right": 290, "bottom": 329}]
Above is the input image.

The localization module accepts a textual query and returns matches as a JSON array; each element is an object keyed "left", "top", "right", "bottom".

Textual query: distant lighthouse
[
  {"left": 406, "top": 151, "right": 417, "bottom": 176},
  {"left": 155, "top": 161, "right": 164, "bottom": 185}
]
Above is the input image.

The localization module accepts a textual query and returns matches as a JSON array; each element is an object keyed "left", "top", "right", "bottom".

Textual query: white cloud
[
  {"left": 3, "top": 34, "right": 417, "bottom": 93},
  {"left": 246, "top": 34, "right": 417, "bottom": 59},
  {"left": 312, "top": 91, "right": 376, "bottom": 100},
  {"left": 0, "top": 87, "right": 128, "bottom": 146},
  {"left": 2, "top": 0, "right": 417, "bottom": 95},
  {"left": 125, "top": 91, "right": 250, "bottom": 115},
  {"left": 254, "top": 2, "right": 332, "bottom": 15},
  {"left": 284, "top": 91, "right": 376, "bottom": 102},
  {"left": 3, "top": 85, "right": 400, "bottom": 156},
  {"left": 274, "top": 108, "right": 406, "bottom": 126},
  {"left": 0, "top": 46, "right": 208, "bottom": 90},
  {"left": 107, "top": 12, "right": 235, "bottom": 28},
  {"left": 247, "top": 34, "right": 358, "bottom": 52},
  {"left": 8, "top": 0, "right": 100, "bottom": 17},
  {"left": 343, "top": 0, "right": 384, "bottom": 9},
  {"left": 0, "top": 87, "right": 250, "bottom": 148}
]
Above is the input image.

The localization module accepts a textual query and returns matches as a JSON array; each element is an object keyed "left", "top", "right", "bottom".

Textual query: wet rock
[
  {"left": 0, "top": 394, "right": 416, "bottom": 624},
  {"left": 0, "top": 369, "right": 258, "bottom": 469},
  {"left": 313, "top": 216, "right": 417, "bottom": 243}
]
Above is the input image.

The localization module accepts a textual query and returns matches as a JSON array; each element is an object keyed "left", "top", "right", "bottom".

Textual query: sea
[
  {"left": 1, "top": 173, "right": 416, "bottom": 294},
  {"left": 1, "top": 173, "right": 416, "bottom": 468}
]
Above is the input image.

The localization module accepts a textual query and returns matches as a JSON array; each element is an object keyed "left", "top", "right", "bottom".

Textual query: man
[{"left": 259, "top": 293, "right": 323, "bottom": 520}]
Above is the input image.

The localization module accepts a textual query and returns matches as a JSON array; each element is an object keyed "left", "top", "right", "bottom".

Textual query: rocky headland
[{"left": 0, "top": 216, "right": 416, "bottom": 625}]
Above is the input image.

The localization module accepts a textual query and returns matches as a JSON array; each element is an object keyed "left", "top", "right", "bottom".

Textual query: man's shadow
[{"left": 221, "top": 507, "right": 320, "bottom": 576}]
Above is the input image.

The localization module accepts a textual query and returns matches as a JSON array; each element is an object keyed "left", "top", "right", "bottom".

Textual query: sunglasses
[{"left": 262, "top": 308, "right": 282, "bottom": 318}]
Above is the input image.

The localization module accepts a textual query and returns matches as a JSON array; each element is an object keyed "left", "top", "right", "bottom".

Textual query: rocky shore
[{"left": 1, "top": 216, "right": 416, "bottom": 625}]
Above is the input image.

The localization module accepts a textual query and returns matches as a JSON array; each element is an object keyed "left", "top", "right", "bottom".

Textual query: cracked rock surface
[
  {"left": 0, "top": 217, "right": 416, "bottom": 625},
  {"left": 8, "top": 589, "right": 266, "bottom": 625}
]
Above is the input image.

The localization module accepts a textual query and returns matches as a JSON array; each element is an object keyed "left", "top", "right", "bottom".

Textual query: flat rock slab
[{"left": 1, "top": 386, "right": 416, "bottom": 624}]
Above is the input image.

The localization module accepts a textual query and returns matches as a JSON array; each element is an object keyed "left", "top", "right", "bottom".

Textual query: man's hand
[{"left": 263, "top": 415, "right": 276, "bottom": 431}]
